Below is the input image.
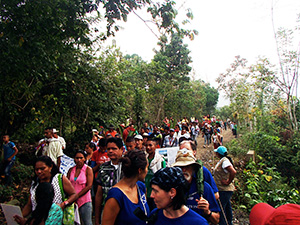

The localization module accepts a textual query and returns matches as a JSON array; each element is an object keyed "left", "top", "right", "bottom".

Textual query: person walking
[
  {"left": 67, "top": 150, "right": 93, "bottom": 225},
  {"left": 1, "top": 135, "right": 18, "bottom": 186},
  {"left": 213, "top": 146, "right": 236, "bottom": 225}
]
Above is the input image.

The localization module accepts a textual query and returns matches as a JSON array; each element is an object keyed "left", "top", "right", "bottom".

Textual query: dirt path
[{"left": 196, "top": 128, "right": 234, "bottom": 171}]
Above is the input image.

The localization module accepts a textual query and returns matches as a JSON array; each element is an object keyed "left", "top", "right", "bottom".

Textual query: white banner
[
  {"left": 156, "top": 147, "right": 179, "bottom": 166},
  {"left": 59, "top": 154, "right": 75, "bottom": 176}
]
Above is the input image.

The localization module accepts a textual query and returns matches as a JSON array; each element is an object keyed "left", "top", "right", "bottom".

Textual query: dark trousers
[
  {"left": 219, "top": 191, "right": 233, "bottom": 225},
  {"left": 0, "top": 159, "right": 15, "bottom": 186}
]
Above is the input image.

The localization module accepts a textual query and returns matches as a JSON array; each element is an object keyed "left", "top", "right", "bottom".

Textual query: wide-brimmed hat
[
  {"left": 172, "top": 148, "right": 201, "bottom": 168},
  {"left": 249, "top": 203, "right": 300, "bottom": 225}
]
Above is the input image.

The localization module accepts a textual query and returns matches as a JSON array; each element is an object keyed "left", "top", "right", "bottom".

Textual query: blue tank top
[{"left": 106, "top": 181, "right": 150, "bottom": 225}]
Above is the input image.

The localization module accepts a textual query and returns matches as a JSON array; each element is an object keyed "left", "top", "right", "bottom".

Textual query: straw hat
[{"left": 172, "top": 148, "right": 201, "bottom": 168}]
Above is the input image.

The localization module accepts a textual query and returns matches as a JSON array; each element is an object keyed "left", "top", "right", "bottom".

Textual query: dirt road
[{"left": 196, "top": 128, "right": 234, "bottom": 171}]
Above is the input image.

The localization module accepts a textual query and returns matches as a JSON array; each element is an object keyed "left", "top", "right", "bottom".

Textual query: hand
[
  {"left": 6, "top": 158, "right": 12, "bottom": 162},
  {"left": 59, "top": 202, "right": 66, "bottom": 210},
  {"left": 196, "top": 197, "right": 210, "bottom": 213},
  {"left": 13, "top": 215, "right": 26, "bottom": 225},
  {"left": 221, "top": 179, "right": 229, "bottom": 185}
]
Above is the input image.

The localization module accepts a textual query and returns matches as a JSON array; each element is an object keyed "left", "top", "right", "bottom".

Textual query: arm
[
  {"left": 196, "top": 197, "right": 220, "bottom": 224},
  {"left": 22, "top": 196, "right": 32, "bottom": 217},
  {"left": 7, "top": 146, "right": 18, "bottom": 161},
  {"left": 67, "top": 167, "right": 72, "bottom": 180},
  {"left": 102, "top": 198, "right": 120, "bottom": 225},
  {"left": 60, "top": 175, "right": 78, "bottom": 210},
  {"left": 77, "top": 166, "right": 93, "bottom": 198},
  {"left": 94, "top": 185, "right": 103, "bottom": 225},
  {"left": 221, "top": 166, "right": 236, "bottom": 185},
  {"left": 57, "top": 156, "right": 61, "bottom": 170}
]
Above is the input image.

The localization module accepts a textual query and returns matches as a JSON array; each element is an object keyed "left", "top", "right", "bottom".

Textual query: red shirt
[{"left": 91, "top": 150, "right": 110, "bottom": 177}]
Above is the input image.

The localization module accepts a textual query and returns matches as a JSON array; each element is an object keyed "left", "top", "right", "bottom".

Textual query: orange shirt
[
  {"left": 105, "top": 130, "right": 117, "bottom": 137},
  {"left": 91, "top": 150, "right": 110, "bottom": 177}
]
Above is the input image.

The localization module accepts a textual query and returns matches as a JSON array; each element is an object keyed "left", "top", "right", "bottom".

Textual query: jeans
[
  {"left": 204, "top": 134, "right": 210, "bottom": 145},
  {"left": 219, "top": 191, "right": 233, "bottom": 225},
  {"left": 79, "top": 202, "right": 93, "bottom": 225},
  {"left": 1, "top": 159, "right": 15, "bottom": 186}
]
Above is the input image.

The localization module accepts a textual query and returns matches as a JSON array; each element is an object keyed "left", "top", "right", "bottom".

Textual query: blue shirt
[
  {"left": 3, "top": 141, "right": 16, "bottom": 160},
  {"left": 151, "top": 208, "right": 209, "bottom": 225},
  {"left": 106, "top": 181, "right": 150, "bottom": 225},
  {"left": 186, "top": 179, "right": 220, "bottom": 217},
  {"left": 203, "top": 166, "right": 219, "bottom": 193}
]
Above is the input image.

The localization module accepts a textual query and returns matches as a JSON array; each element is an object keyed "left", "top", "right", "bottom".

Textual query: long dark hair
[
  {"left": 119, "top": 149, "right": 147, "bottom": 178},
  {"left": 33, "top": 156, "right": 59, "bottom": 187},
  {"left": 27, "top": 182, "right": 55, "bottom": 225}
]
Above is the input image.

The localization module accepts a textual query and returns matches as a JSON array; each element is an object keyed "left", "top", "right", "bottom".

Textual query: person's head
[
  {"left": 142, "top": 133, "right": 149, "bottom": 145},
  {"left": 145, "top": 138, "right": 156, "bottom": 156},
  {"left": 150, "top": 167, "right": 189, "bottom": 210},
  {"left": 174, "top": 124, "right": 180, "bottom": 131},
  {"left": 170, "top": 129, "right": 175, "bottom": 137},
  {"left": 134, "top": 134, "right": 143, "bottom": 150},
  {"left": 172, "top": 148, "right": 201, "bottom": 183},
  {"left": 126, "top": 136, "right": 136, "bottom": 151},
  {"left": 98, "top": 138, "right": 106, "bottom": 152},
  {"left": 119, "top": 149, "right": 148, "bottom": 181},
  {"left": 2, "top": 135, "right": 9, "bottom": 143},
  {"left": 34, "top": 156, "right": 59, "bottom": 183},
  {"left": 52, "top": 128, "right": 59, "bottom": 138},
  {"left": 140, "top": 127, "right": 145, "bottom": 134},
  {"left": 109, "top": 124, "right": 115, "bottom": 132},
  {"left": 74, "top": 150, "right": 87, "bottom": 167},
  {"left": 106, "top": 137, "right": 123, "bottom": 162},
  {"left": 153, "top": 125, "right": 158, "bottom": 133},
  {"left": 85, "top": 142, "right": 97, "bottom": 155},
  {"left": 180, "top": 140, "right": 197, "bottom": 157},
  {"left": 44, "top": 128, "right": 53, "bottom": 139},
  {"left": 164, "top": 126, "right": 170, "bottom": 134},
  {"left": 214, "top": 146, "right": 227, "bottom": 158},
  {"left": 181, "top": 126, "right": 188, "bottom": 134}
]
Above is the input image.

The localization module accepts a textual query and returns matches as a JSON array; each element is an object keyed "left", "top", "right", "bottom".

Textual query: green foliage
[
  {"left": 233, "top": 159, "right": 299, "bottom": 211},
  {"left": 11, "top": 161, "right": 34, "bottom": 185}
]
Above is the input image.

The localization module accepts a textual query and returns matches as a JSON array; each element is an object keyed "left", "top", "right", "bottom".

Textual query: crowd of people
[{"left": 1, "top": 116, "right": 240, "bottom": 225}]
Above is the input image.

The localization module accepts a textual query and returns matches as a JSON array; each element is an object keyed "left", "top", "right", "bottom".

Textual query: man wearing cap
[
  {"left": 134, "top": 134, "right": 145, "bottom": 151},
  {"left": 53, "top": 128, "right": 66, "bottom": 150},
  {"left": 145, "top": 138, "right": 166, "bottom": 210},
  {"left": 38, "top": 128, "right": 64, "bottom": 168},
  {"left": 172, "top": 148, "right": 220, "bottom": 224},
  {"left": 162, "top": 128, "right": 178, "bottom": 147}
]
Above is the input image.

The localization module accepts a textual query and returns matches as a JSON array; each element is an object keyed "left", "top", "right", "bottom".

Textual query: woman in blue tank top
[
  {"left": 102, "top": 149, "right": 149, "bottom": 225},
  {"left": 150, "top": 167, "right": 208, "bottom": 225}
]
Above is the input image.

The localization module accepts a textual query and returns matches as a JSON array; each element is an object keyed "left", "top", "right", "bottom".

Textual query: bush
[{"left": 233, "top": 158, "right": 299, "bottom": 212}]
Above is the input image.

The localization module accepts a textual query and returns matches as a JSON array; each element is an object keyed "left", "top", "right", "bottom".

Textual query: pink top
[{"left": 70, "top": 164, "right": 91, "bottom": 208}]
